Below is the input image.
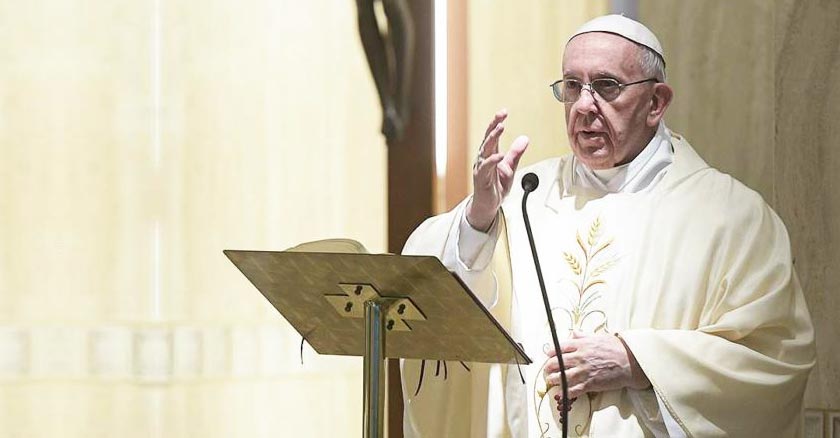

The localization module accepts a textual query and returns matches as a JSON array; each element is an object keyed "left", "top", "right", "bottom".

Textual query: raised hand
[{"left": 466, "top": 109, "right": 530, "bottom": 231}]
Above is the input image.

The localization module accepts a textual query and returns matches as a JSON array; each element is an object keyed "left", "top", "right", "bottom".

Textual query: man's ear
[{"left": 647, "top": 83, "right": 673, "bottom": 127}]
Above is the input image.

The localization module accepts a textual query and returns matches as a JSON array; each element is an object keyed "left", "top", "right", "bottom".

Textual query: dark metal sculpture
[{"left": 356, "top": 0, "right": 415, "bottom": 143}]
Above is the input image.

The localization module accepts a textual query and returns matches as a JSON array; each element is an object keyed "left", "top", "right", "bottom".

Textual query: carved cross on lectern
[{"left": 324, "top": 283, "right": 426, "bottom": 332}]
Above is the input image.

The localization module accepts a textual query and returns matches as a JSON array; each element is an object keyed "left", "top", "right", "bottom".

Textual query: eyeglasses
[{"left": 549, "top": 77, "right": 659, "bottom": 103}]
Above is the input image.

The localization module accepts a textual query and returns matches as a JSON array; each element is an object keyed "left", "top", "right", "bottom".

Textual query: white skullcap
[{"left": 568, "top": 14, "right": 665, "bottom": 65}]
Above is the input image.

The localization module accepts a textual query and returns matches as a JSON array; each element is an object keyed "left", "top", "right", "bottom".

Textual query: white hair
[{"left": 638, "top": 45, "right": 666, "bottom": 82}]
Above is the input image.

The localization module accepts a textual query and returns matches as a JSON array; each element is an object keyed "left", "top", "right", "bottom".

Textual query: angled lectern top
[
  {"left": 224, "top": 248, "right": 528, "bottom": 365},
  {"left": 224, "top": 240, "right": 530, "bottom": 438}
]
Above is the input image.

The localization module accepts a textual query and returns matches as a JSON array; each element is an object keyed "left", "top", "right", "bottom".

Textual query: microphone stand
[{"left": 521, "top": 173, "right": 569, "bottom": 438}]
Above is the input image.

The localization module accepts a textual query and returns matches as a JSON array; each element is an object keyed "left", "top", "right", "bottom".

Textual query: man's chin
[
  {"left": 573, "top": 148, "right": 613, "bottom": 169},
  {"left": 580, "top": 159, "right": 614, "bottom": 170}
]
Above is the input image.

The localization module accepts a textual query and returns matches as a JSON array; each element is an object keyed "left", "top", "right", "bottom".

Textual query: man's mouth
[{"left": 579, "top": 130, "right": 605, "bottom": 140}]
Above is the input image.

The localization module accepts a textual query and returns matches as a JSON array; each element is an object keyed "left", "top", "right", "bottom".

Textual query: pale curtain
[{"left": 0, "top": 1, "right": 386, "bottom": 437}]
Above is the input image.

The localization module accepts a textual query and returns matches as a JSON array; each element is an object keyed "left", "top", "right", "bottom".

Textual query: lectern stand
[{"left": 225, "top": 250, "right": 530, "bottom": 438}]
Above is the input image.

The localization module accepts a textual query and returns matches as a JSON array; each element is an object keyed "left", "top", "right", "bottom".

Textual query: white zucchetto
[{"left": 568, "top": 14, "right": 665, "bottom": 64}]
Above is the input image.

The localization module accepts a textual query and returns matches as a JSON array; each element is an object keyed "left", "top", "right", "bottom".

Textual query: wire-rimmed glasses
[{"left": 550, "top": 77, "right": 659, "bottom": 103}]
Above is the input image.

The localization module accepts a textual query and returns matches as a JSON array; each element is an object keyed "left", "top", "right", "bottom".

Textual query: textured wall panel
[
  {"left": 640, "top": 0, "right": 775, "bottom": 201},
  {"left": 775, "top": 0, "right": 840, "bottom": 411},
  {"left": 641, "top": 0, "right": 840, "bottom": 414}
]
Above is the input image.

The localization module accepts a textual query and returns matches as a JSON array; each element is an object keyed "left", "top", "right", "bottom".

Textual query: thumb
[{"left": 503, "top": 135, "right": 529, "bottom": 172}]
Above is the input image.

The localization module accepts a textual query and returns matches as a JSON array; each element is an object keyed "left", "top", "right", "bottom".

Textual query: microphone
[
  {"left": 521, "top": 172, "right": 570, "bottom": 438},
  {"left": 522, "top": 172, "right": 539, "bottom": 192}
]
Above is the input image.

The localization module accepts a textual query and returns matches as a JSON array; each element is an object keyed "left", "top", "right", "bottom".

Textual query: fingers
[
  {"left": 545, "top": 370, "right": 562, "bottom": 387},
  {"left": 544, "top": 354, "right": 581, "bottom": 393},
  {"left": 547, "top": 369, "right": 586, "bottom": 405},
  {"left": 545, "top": 357, "right": 582, "bottom": 385},
  {"left": 497, "top": 160, "right": 515, "bottom": 185},
  {"left": 567, "top": 383, "right": 586, "bottom": 401},
  {"left": 502, "top": 135, "right": 529, "bottom": 173},
  {"left": 546, "top": 342, "right": 578, "bottom": 359},
  {"left": 479, "top": 110, "right": 508, "bottom": 158},
  {"left": 479, "top": 123, "right": 505, "bottom": 158},
  {"left": 497, "top": 135, "right": 530, "bottom": 193},
  {"left": 474, "top": 153, "right": 504, "bottom": 188},
  {"left": 483, "top": 109, "right": 508, "bottom": 140}
]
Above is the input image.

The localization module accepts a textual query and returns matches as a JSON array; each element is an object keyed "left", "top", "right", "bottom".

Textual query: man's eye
[
  {"left": 565, "top": 81, "right": 582, "bottom": 90},
  {"left": 593, "top": 79, "right": 619, "bottom": 92}
]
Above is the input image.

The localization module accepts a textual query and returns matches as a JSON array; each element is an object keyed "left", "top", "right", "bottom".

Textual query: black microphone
[
  {"left": 521, "top": 172, "right": 570, "bottom": 438},
  {"left": 522, "top": 172, "right": 539, "bottom": 192}
]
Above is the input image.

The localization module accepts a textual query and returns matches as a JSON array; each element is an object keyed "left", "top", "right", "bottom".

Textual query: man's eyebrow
[
  {"left": 591, "top": 70, "right": 621, "bottom": 79},
  {"left": 561, "top": 70, "right": 622, "bottom": 80}
]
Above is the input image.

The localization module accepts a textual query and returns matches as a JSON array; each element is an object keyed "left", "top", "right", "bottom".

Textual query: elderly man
[{"left": 400, "top": 14, "right": 815, "bottom": 438}]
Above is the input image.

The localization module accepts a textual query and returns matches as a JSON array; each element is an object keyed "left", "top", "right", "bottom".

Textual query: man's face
[{"left": 562, "top": 32, "right": 659, "bottom": 169}]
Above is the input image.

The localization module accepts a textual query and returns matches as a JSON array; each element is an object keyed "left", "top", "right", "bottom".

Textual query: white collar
[{"left": 571, "top": 122, "right": 674, "bottom": 194}]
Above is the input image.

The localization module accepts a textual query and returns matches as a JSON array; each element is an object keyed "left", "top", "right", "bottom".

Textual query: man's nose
[{"left": 572, "top": 87, "right": 598, "bottom": 114}]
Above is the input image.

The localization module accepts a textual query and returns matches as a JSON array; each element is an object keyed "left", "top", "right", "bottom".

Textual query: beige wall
[
  {"left": 775, "top": 0, "right": 840, "bottom": 415},
  {"left": 466, "top": 0, "right": 608, "bottom": 179},
  {"left": 0, "top": 1, "right": 386, "bottom": 437},
  {"left": 639, "top": 0, "right": 840, "bottom": 423},
  {"left": 639, "top": 0, "right": 775, "bottom": 198}
]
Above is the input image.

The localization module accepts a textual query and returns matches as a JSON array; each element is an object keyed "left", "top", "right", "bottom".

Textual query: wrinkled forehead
[{"left": 562, "top": 32, "right": 643, "bottom": 76}]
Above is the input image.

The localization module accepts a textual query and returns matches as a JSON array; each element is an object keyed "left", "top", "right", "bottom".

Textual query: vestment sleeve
[
  {"left": 400, "top": 199, "right": 507, "bottom": 438},
  {"left": 457, "top": 207, "right": 499, "bottom": 270},
  {"left": 403, "top": 198, "right": 500, "bottom": 308},
  {"left": 619, "top": 198, "right": 815, "bottom": 437}
]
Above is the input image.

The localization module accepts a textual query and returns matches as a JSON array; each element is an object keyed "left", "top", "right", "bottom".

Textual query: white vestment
[{"left": 400, "top": 129, "right": 815, "bottom": 437}]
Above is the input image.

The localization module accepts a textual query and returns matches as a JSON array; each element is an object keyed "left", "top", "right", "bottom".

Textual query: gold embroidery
[
  {"left": 533, "top": 216, "right": 618, "bottom": 437},
  {"left": 558, "top": 216, "right": 615, "bottom": 333}
]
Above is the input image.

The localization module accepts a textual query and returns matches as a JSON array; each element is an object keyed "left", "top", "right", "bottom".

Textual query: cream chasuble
[{"left": 400, "top": 131, "right": 815, "bottom": 438}]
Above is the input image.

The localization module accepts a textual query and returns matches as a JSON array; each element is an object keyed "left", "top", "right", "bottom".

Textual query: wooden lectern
[{"left": 225, "top": 247, "right": 530, "bottom": 438}]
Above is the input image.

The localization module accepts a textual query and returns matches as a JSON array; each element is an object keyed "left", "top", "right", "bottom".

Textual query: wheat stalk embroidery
[
  {"left": 533, "top": 217, "right": 617, "bottom": 437},
  {"left": 557, "top": 216, "right": 616, "bottom": 332}
]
